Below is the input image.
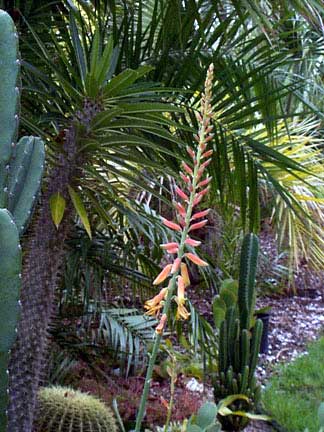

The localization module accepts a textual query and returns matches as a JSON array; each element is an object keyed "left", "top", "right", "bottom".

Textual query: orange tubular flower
[
  {"left": 197, "top": 177, "right": 212, "bottom": 188},
  {"left": 144, "top": 287, "right": 168, "bottom": 316},
  {"left": 185, "top": 237, "right": 201, "bottom": 247},
  {"left": 186, "top": 146, "right": 195, "bottom": 159},
  {"left": 174, "top": 201, "right": 186, "bottom": 217},
  {"left": 175, "top": 185, "right": 189, "bottom": 201},
  {"left": 160, "top": 242, "right": 179, "bottom": 250},
  {"left": 174, "top": 276, "right": 190, "bottom": 320},
  {"left": 191, "top": 209, "right": 210, "bottom": 220},
  {"left": 192, "top": 194, "right": 203, "bottom": 207},
  {"left": 182, "top": 161, "right": 193, "bottom": 176},
  {"left": 171, "top": 257, "right": 181, "bottom": 274},
  {"left": 188, "top": 219, "right": 208, "bottom": 232},
  {"left": 162, "top": 218, "right": 182, "bottom": 232},
  {"left": 166, "top": 247, "right": 179, "bottom": 254},
  {"left": 185, "top": 252, "right": 209, "bottom": 267},
  {"left": 177, "top": 276, "right": 185, "bottom": 302},
  {"left": 202, "top": 149, "right": 213, "bottom": 158},
  {"left": 181, "top": 263, "right": 191, "bottom": 287},
  {"left": 153, "top": 264, "right": 172, "bottom": 285},
  {"left": 180, "top": 172, "right": 191, "bottom": 184},
  {"left": 156, "top": 313, "right": 168, "bottom": 334}
]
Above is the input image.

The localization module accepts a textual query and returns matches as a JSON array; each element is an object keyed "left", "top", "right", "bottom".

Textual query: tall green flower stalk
[{"left": 135, "top": 64, "right": 215, "bottom": 432}]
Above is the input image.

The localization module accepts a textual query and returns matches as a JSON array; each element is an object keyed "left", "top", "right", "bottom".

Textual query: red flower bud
[
  {"left": 175, "top": 185, "right": 189, "bottom": 201},
  {"left": 191, "top": 209, "right": 210, "bottom": 220},
  {"left": 162, "top": 218, "right": 182, "bottom": 231},
  {"left": 189, "top": 219, "right": 208, "bottom": 231}
]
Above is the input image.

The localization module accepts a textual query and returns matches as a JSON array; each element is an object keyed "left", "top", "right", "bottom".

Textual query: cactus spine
[
  {"left": 0, "top": 9, "right": 45, "bottom": 432},
  {"left": 35, "top": 387, "right": 118, "bottom": 432},
  {"left": 213, "top": 234, "right": 263, "bottom": 431}
]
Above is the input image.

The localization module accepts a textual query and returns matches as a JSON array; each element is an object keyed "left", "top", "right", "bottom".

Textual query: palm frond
[{"left": 85, "top": 307, "right": 157, "bottom": 377}]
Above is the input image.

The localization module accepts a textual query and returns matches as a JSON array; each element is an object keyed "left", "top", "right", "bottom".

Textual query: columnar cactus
[
  {"left": 34, "top": 386, "right": 118, "bottom": 432},
  {"left": 0, "top": 9, "right": 20, "bottom": 208},
  {"left": 213, "top": 234, "right": 263, "bottom": 431},
  {"left": 0, "top": 210, "right": 21, "bottom": 432},
  {"left": 0, "top": 9, "right": 45, "bottom": 432}
]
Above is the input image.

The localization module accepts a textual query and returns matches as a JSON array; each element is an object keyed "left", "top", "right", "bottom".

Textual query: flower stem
[{"left": 135, "top": 64, "right": 213, "bottom": 432}]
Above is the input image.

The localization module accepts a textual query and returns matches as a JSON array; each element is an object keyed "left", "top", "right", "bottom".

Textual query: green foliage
[
  {"left": 35, "top": 386, "right": 118, "bottom": 432},
  {"left": 263, "top": 337, "right": 324, "bottom": 432},
  {"left": 88, "top": 307, "right": 157, "bottom": 377},
  {"left": 187, "top": 402, "right": 222, "bottom": 432},
  {"left": 213, "top": 234, "right": 263, "bottom": 431}
]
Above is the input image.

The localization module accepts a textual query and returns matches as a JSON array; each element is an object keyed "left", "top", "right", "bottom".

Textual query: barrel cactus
[{"left": 35, "top": 386, "right": 118, "bottom": 432}]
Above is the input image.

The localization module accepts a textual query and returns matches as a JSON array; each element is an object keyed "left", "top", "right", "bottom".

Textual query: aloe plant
[
  {"left": 0, "top": 10, "right": 45, "bottom": 432},
  {"left": 134, "top": 64, "right": 215, "bottom": 432}
]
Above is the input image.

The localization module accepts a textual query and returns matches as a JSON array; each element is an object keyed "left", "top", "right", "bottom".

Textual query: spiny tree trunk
[{"left": 7, "top": 126, "right": 78, "bottom": 432}]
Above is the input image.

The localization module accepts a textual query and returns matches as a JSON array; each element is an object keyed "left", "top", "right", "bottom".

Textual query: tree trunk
[{"left": 8, "top": 126, "right": 78, "bottom": 432}]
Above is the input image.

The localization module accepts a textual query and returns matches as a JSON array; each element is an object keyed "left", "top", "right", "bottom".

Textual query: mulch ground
[{"left": 244, "top": 293, "right": 324, "bottom": 431}]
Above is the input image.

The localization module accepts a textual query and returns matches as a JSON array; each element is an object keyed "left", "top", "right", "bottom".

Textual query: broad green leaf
[
  {"left": 68, "top": 186, "right": 92, "bottom": 239},
  {"left": 196, "top": 402, "right": 218, "bottom": 429},
  {"left": 49, "top": 192, "right": 66, "bottom": 229},
  {"left": 104, "top": 66, "right": 153, "bottom": 97},
  {"left": 186, "top": 425, "right": 202, "bottom": 432}
]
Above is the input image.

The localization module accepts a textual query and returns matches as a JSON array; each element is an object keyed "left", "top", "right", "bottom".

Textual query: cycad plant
[{"left": 5, "top": 11, "right": 185, "bottom": 432}]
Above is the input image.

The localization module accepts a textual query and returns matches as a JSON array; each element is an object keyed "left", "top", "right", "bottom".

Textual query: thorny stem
[{"left": 135, "top": 65, "right": 214, "bottom": 432}]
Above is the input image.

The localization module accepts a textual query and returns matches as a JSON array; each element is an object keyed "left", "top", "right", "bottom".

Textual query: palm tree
[
  {"left": 8, "top": 11, "right": 184, "bottom": 431},
  {"left": 7, "top": 0, "right": 324, "bottom": 429}
]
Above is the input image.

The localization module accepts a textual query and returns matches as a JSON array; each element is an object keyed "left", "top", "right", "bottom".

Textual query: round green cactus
[{"left": 35, "top": 386, "right": 118, "bottom": 432}]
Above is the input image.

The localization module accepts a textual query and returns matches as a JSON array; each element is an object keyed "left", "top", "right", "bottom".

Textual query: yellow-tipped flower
[
  {"left": 180, "top": 263, "right": 191, "bottom": 287},
  {"left": 144, "top": 288, "right": 168, "bottom": 316},
  {"left": 174, "top": 276, "right": 190, "bottom": 320}
]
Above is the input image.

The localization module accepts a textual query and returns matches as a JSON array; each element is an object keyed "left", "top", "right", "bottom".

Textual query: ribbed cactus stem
[
  {"left": 215, "top": 234, "right": 262, "bottom": 430},
  {"left": 0, "top": 209, "right": 22, "bottom": 432},
  {"left": 7, "top": 136, "right": 45, "bottom": 234},
  {"left": 35, "top": 386, "right": 118, "bottom": 432},
  {"left": 238, "top": 233, "right": 259, "bottom": 330},
  {"left": 249, "top": 319, "right": 263, "bottom": 382},
  {"left": 0, "top": 10, "right": 19, "bottom": 208}
]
